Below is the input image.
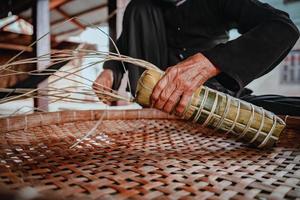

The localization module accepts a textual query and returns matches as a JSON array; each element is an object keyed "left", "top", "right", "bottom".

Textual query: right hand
[
  {"left": 93, "top": 69, "right": 114, "bottom": 105},
  {"left": 150, "top": 53, "right": 220, "bottom": 114}
]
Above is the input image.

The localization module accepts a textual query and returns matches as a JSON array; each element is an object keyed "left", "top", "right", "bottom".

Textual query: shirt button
[
  {"left": 179, "top": 54, "right": 184, "bottom": 60},
  {"left": 177, "top": 27, "right": 181, "bottom": 31},
  {"left": 183, "top": 48, "right": 186, "bottom": 51}
]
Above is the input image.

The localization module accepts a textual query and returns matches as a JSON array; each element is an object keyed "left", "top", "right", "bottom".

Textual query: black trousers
[{"left": 104, "top": 0, "right": 168, "bottom": 95}]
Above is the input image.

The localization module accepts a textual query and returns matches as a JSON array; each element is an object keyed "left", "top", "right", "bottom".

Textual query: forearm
[
  {"left": 203, "top": 0, "right": 300, "bottom": 92},
  {"left": 103, "top": 60, "right": 125, "bottom": 91}
]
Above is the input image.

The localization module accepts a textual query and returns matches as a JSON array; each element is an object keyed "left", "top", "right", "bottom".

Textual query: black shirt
[
  {"left": 104, "top": 0, "right": 299, "bottom": 94},
  {"left": 163, "top": 0, "right": 299, "bottom": 91}
]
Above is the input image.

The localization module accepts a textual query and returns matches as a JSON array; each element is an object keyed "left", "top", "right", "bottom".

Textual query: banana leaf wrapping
[{"left": 136, "top": 69, "right": 286, "bottom": 148}]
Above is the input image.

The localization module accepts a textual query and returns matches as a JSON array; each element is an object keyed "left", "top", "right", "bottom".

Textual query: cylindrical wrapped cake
[{"left": 136, "top": 69, "right": 286, "bottom": 148}]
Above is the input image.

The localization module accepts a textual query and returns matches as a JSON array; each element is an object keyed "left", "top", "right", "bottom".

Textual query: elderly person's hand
[
  {"left": 93, "top": 69, "right": 114, "bottom": 105},
  {"left": 151, "top": 53, "right": 220, "bottom": 115}
]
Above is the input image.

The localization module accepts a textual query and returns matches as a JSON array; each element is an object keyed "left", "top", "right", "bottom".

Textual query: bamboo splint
[{"left": 136, "top": 69, "right": 286, "bottom": 148}]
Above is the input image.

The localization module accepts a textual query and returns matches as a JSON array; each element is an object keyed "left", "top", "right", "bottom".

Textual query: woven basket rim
[
  {"left": 0, "top": 109, "right": 178, "bottom": 133},
  {"left": 1, "top": 109, "right": 299, "bottom": 134}
]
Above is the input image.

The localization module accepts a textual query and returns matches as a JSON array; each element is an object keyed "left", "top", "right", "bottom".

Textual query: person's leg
[{"left": 105, "top": 0, "right": 168, "bottom": 95}]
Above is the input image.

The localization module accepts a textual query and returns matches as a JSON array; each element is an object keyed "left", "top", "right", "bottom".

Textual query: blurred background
[{"left": 0, "top": 0, "right": 299, "bottom": 117}]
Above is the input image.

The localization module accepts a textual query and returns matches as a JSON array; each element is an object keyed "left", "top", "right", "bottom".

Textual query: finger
[
  {"left": 151, "top": 71, "right": 175, "bottom": 106},
  {"left": 176, "top": 91, "right": 193, "bottom": 115},
  {"left": 104, "top": 80, "right": 113, "bottom": 91},
  {"left": 163, "top": 89, "right": 183, "bottom": 113},
  {"left": 102, "top": 99, "right": 112, "bottom": 106},
  {"left": 153, "top": 83, "right": 176, "bottom": 110},
  {"left": 94, "top": 80, "right": 112, "bottom": 94},
  {"left": 93, "top": 83, "right": 104, "bottom": 93},
  {"left": 93, "top": 71, "right": 113, "bottom": 92},
  {"left": 92, "top": 78, "right": 102, "bottom": 91},
  {"left": 175, "top": 74, "right": 206, "bottom": 115},
  {"left": 94, "top": 80, "right": 113, "bottom": 104},
  {"left": 165, "top": 67, "right": 172, "bottom": 73}
]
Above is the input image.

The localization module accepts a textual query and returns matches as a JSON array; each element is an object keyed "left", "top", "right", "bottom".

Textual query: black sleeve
[
  {"left": 103, "top": 37, "right": 126, "bottom": 91},
  {"left": 202, "top": 0, "right": 300, "bottom": 92},
  {"left": 103, "top": 2, "right": 132, "bottom": 91}
]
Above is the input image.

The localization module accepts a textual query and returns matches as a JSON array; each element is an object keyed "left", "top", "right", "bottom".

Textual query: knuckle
[
  {"left": 178, "top": 102, "right": 186, "bottom": 109},
  {"left": 155, "top": 102, "right": 164, "bottom": 110},
  {"left": 168, "top": 99, "right": 176, "bottom": 105},
  {"left": 179, "top": 82, "right": 189, "bottom": 90},
  {"left": 155, "top": 84, "right": 163, "bottom": 91},
  {"left": 175, "top": 75, "right": 181, "bottom": 82},
  {"left": 186, "top": 88, "right": 195, "bottom": 94},
  {"left": 169, "top": 67, "right": 178, "bottom": 75},
  {"left": 151, "top": 93, "right": 158, "bottom": 101},
  {"left": 164, "top": 107, "right": 172, "bottom": 113},
  {"left": 174, "top": 88, "right": 184, "bottom": 95},
  {"left": 168, "top": 66, "right": 175, "bottom": 71},
  {"left": 166, "top": 67, "right": 172, "bottom": 72},
  {"left": 92, "top": 83, "right": 97, "bottom": 90},
  {"left": 185, "top": 81, "right": 193, "bottom": 87},
  {"left": 182, "top": 83, "right": 189, "bottom": 89},
  {"left": 176, "top": 106, "right": 184, "bottom": 114},
  {"left": 160, "top": 95, "right": 168, "bottom": 102}
]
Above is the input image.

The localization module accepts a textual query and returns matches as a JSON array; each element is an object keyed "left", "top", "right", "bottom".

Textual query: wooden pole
[
  {"left": 116, "top": 0, "right": 131, "bottom": 38},
  {"left": 108, "top": 0, "right": 117, "bottom": 51},
  {"left": 55, "top": 7, "right": 86, "bottom": 30},
  {"left": 32, "top": 0, "right": 51, "bottom": 111}
]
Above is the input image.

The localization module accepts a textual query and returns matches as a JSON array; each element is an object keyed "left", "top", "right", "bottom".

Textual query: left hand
[{"left": 151, "top": 53, "right": 220, "bottom": 115}]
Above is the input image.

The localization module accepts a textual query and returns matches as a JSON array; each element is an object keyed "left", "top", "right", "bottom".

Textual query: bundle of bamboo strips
[{"left": 136, "top": 69, "right": 286, "bottom": 148}]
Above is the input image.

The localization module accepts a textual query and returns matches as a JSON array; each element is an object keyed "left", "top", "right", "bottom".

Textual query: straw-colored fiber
[{"left": 136, "top": 69, "right": 286, "bottom": 148}]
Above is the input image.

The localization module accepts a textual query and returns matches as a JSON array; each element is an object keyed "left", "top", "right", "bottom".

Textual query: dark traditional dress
[{"left": 103, "top": 0, "right": 300, "bottom": 114}]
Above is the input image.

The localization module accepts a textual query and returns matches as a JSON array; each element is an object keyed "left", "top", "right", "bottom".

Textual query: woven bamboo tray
[{"left": 0, "top": 109, "right": 299, "bottom": 200}]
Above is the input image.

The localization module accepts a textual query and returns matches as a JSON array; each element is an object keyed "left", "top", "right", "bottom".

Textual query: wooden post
[
  {"left": 109, "top": 0, "right": 131, "bottom": 49},
  {"left": 108, "top": 0, "right": 117, "bottom": 51},
  {"left": 116, "top": 0, "right": 130, "bottom": 38},
  {"left": 32, "top": 0, "right": 51, "bottom": 111}
]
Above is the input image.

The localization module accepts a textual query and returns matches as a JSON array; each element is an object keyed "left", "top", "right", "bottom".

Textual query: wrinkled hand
[
  {"left": 93, "top": 69, "right": 114, "bottom": 105},
  {"left": 151, "top": 53, "right": 220, "bottom": 115}
]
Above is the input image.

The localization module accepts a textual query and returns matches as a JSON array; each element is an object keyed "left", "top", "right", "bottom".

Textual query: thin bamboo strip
[
  {"left": 135, "top": 69, "right": 286, "bottom": 148},
  {"left": 0, "top": 54, "right": 157, "bottom": 105}
]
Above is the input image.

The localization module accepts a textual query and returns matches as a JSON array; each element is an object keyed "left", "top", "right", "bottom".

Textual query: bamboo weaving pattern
[{"left": 0, "top": 110, "right": 299, "bottom": 200}]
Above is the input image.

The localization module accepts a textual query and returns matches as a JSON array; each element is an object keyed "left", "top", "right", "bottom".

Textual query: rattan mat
[{"left": 0, "top": 109, "right": 299, "bottom": 200}]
